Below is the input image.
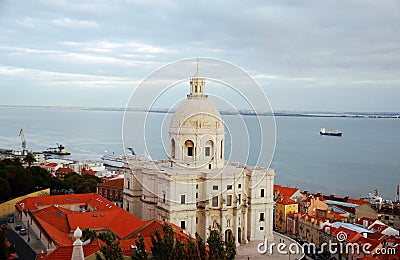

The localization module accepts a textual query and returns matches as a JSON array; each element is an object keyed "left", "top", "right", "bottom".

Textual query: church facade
[{"left": 123, "top": 70, "right": 275, "bottom": 244}]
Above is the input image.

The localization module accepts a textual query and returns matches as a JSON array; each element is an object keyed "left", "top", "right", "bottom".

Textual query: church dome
[
  {"left": 168, "top": 70, "right": 225, "bottom": 170},
  {"left": 169, "top": 98, "right": 223, "bottom": 132}
]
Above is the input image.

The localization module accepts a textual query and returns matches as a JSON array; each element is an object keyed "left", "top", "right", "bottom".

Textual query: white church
[{"left": 123, "top": 69, "right": 275, "bottom": 245}]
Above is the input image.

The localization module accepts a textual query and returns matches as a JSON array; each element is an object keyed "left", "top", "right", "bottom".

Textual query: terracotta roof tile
[
  {"left": 34, "top": 215, "right": 73, "bottom": 246},
  {"left": 44, "top": 163, "right": 58, "bottom": 167},
  {"left": 274, "top": 184, "right": 299, "bottom": 198},
  {"left": 41, "top": 239, "right": 103, "bottom": 260},
  {"left": 98, "top": 178, "right": 124, "bottom": 189}
]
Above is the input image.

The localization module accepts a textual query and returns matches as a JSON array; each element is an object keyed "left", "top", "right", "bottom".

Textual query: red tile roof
[
  {"left": 356, "top": 217, "right": 378, "bottom": 226},
  {"left": 121, "top": 219, "right": 194, "bottom": 256},
  {"left": 347, "top": 198, "right": 369, "bottom": 205},
  {"left": 274, "top": 184, "right": 299, "bottom": 198},
  {"left": 276, "top": 195, "right": 297, "bottom": 205},
  {"left": 82, "top": 168, "right": 97, "bottom": 175},
  {"left": 16, "top": 193, "right": 97, "bottom": 211},
  {"left": 44, "top": 163, "right": 58, "bottom": 167},
  {"left": 56, "top": 167, "right": 73, "bottom": 173},
  {"left": 67, "top": 209, "right": 143, "bottom": 239},
  {"left": 39, "top": 239, "right": 103, "bottom": 260},
  {"left": 97, "top": 178, "right": 124, "bottom": 189},
  {"left": 16, "top": 193, "right": 145, "bottom": 245}
]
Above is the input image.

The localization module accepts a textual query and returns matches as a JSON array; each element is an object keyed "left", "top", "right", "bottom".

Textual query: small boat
[
  {"left": 43, "top": 143, "right": 71, "bottom": 155},
  {"left": 320, "top": 128, "right": 342, "bottom": 137}
]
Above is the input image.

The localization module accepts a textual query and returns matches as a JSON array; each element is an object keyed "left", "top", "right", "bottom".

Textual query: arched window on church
[
  {"left": 171, "top": 139, "right": 176, "bottom": 158},
  {"left": 185, "top": 140, "right": 194, "bottom": 157},
  {"left": 127, "top": 179, "right": 130, "bottom": 189},
  {"left": 205, "top": 140, "right": 214, "bottom": 157},
  {"left": 220, "top": 140, "right": 223, "bottom": 158},
  {"left": 213, "top": 220, "right": 218, "bottom": 228}
]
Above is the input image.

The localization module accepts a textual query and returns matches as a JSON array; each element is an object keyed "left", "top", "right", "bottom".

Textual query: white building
[{"left": 123, "top": 70, "right": 275, "bottom": 244}]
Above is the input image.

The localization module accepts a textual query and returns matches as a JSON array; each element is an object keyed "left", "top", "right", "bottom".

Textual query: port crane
[{"left": 19, "top": 128, "right": 28, "bottom": 155}]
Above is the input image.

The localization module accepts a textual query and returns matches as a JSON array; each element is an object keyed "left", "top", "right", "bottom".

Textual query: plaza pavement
[{"left": 236, "top": 232, "right": 305, "bottom": 260}]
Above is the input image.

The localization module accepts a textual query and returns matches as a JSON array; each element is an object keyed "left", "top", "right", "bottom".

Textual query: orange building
[{"left": 274, "top": 185, "right": 302, "bottom": 231}]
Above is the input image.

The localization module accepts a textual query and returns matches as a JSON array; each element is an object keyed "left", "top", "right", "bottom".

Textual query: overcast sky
[{"left": 0, "top": 0, "right": 399, "bottom": 112}]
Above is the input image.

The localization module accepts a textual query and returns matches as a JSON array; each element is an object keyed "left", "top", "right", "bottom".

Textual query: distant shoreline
[{"left": 0, "top": 105, "right": 399, "bottom": 119}]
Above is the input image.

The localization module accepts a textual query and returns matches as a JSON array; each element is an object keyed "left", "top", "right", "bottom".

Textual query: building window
[
  {"left": 261, "top": 189, "right": 265, "bottom": 197},
  {"left": 171, "top": 139, "right": 176, "bottom": 159},
  {"left": 205, "top": 147, "right": 210, "bottom": 157},
  {"left": 196, "top": 184, "right": 198, "bottom": 189},
  {"left": 238, "top": 183, "right": 241, "bottom": 189},
  {"left": 127, "top": 179, "right": 130, "bottom": 189},
  {"left": 181, "top": 221, "right": 186, "bottom": 229},
  {"left": 196, "top": 192, "right": 198, "bottom": 199},
  {"left": 212, "top": 196, "right": 218, "bottom": 207},
  {"left": 260, "top": 213, "right": 265, "bottom": 221},
  {"left": 237, "top": 194, "right": 241, "bottom": 205},
  {"left": 181, "top": 194, "right": 186, "bottom": 204},
  {"left": 220, "top": 140, "right": 223, "bottom": 158},
  {"left": 260, "top": 226, "right": 264, "bottom": 231},
  {"left": 185, "top": 140, "right": 194, "bottom": 157},
  {"left": 227, "top": 195, "right": 232, "bottom": 206},
  {"left": 163, "top": 193, "right": 166, "bottom": 203},
  {"left": 196, "top": 217, "right": 198, "bottom": 224},
  {"left": 227, "top": 185, "right": 232, "bottom": 190},
  {"left": 213, "top": 185, "right": 218, "bottom": 190}
]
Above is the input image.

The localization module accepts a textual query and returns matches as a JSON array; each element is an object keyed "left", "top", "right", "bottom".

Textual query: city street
[{"left": 1, "top": 216, "right": 41, "bottom": 260}]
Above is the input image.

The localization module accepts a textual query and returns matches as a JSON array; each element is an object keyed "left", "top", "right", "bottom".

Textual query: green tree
[
  {"left": 173, "top": 239, "right": 186, "bottom": 260},
  {"left": 10, "top": 168, "right": 34, "bottom": 197},
  {"left": 30, "top": 166, "right": 53, "bottom": 189},
  {"left": 95, "top": 231, "right": 123, "bottom": 260},
  {"left": 224, "top": 234, "right": 236, "bottom": 260},
  {"left": 195, "top": 233, "right": 207, "bottom": 260},
  {"left": 82, "top": 228, "right": 97, "bottom": 242},
  {"left": 151, "top": 224, "right": 175, "bottom": 259},
  {"left": 0, "top": 177, "right": 11, "bottom": 202},
  {"left": 131, "top": 234, "right": 148, "bottom": 260},
  {"left": 186, "top": 235, "right": 200, "bottom": 260},
  {"left": 63, "top": 172, "right": 101, "bottom": 193},
  {"left": 207, "top": 226, "right": 225, "bottom": 260},
  {"left": 23, "top": 152, "right": 36, "bottom": 167},
  {"left": 206, "top": 224, "right": 236, "bottom": 260}
]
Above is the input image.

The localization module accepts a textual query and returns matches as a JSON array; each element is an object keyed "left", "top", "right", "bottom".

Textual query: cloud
[
  {"left": 52, "top": 18, "right": 97, "bottom": 28},
  {"left": 61, "top": 40, "right": 169, "bottom": 55},
  {"left": 0, "top": 66, "right": 138, "bottom": 88},
  {"left": 0, "top": 0, "right": 399, "bottom": 111}
]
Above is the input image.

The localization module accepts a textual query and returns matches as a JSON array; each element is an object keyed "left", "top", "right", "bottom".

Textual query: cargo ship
[
  {"left": 43, "top": 143, "right": 71, "bottom": 155},
  {"left": 320, "top": 128, "right": 342, "bottom": 137}
]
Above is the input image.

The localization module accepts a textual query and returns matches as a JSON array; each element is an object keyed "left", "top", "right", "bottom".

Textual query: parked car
[
  {"left": 0, "top": 224, "right": 7, "bottom": 230},
  {"left": 19, "top": 228, "right": 27, "bottom": 235},
  {"left": 14, "top": 224, "right": 22, "bottom": 231}
]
